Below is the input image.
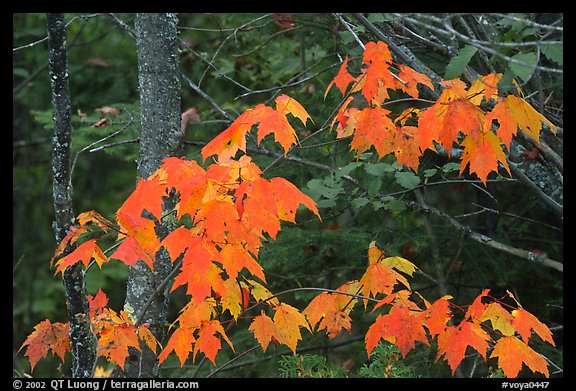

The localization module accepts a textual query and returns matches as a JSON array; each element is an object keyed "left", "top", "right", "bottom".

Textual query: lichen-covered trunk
[
  {"left": 46, "top": 13, "right": 96, "bottom": 378},
  {"left": 122, "top": 13, "right": 182, "bottom": 378}
]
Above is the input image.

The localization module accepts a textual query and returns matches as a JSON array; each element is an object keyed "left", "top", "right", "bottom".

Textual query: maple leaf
[
  {"left": 76, "top": 210, "right": 114, "bottom": 233},
  {"left": 303, "top": 292, "right": 337, "bottom": 332},
  {"left": 50, "top": 225, "right": 88, "bottom": 267},
  {"left": 272, "top": 303, "right": 311, "bottom": 353},
  {"left": 436, "top": 321, "right": 491, "bottom": 374},
  {"left": 275, "top": 94, "right": 313, "bottom": 127},
  {"left": 304, "top": 281, "right": 360, "bottom": 339},
  {"left": 350, "top": 106, "right": 397, "bottom": 158},
  {"left": 251, "top": 104, "right": 299, "bottom": 154},
  {"left": 171, "top": 250, "right": 224, "bottom": 304},
  {"left": 158, "top": 327, "right": 195, "bottom": 366},
  {"left": 485, "top": 95, "right": 557, "bottom": 148},
  {"left": 468, "top": 73, "right": 503, "bottom": 105},
  {"left": 464, "top": 289, "right": 491, "bottom": 322},
  {"left": 160, "top": 226, "right": 195, "bottom": 262},
  {"left": 269, "top": 177, "right": 320, "bottom": 223},
  {"left": 116, "top": 177, "right": 166, "bottom": 225},
  {"left": 490, "top": 336, "right": 549, "bottom": 378},
  {"left": 480, "top": 302, "right": 515, "bottom": 336},
  {"left": 177, "top": 298, "right": 217, "bottom": 329},
  {"left": 96, "top": 311, "right": 141, "bottom": 370},
  {"left": 195, "top": 198, "right": 240, "bottom": 243},
  {"left": 360, "top": 262, "right": 410, "bottom": 299},
  {"left": 201, "top": 112, "right": 252, "bottom": 162},
  {"left": 362, "top": 63, "right": 395, "bottom": 106},
  {"left": 365, "top": 305, "right": 429, "bottom": 358},
  {"left": 111, "top": 235, "right": 154, "bottom": 270},
  {"left": 395, "top": 64, "right": 434, "bottom": 98},
  {"left": 459, "top": 129, "right": 511, "bottom": 185},
  {"left": 505, "top": 95, "right": 557, "bottom": 143},
  {"left": 193, "top": 320, "right": 234, "bottom": 364},
  {"left": 363, "top": 41, "right": 393, "bottom": 66},
  {"left": 201, "top": 95, "right": 311, "bottom": 162},
  {"left": 235, "top": 179, "right": 281, "bottom": 240},
  {"left": 53, "top": 239, "right": 108, "bottom": 275},
  {"left": 324, "top": 56, "right": 356, "bottom": 98},
  {"left": 218, "top": 154, "right": 263, "bottom": 183},
  {"left": 88, "top": 289, "right": 109, "bottom": 318},
  {"left": 219, "top": 242, "right": 265, "bottom": 282},
  {"left": 19, "top": 320, "right": 71, "bottom": 372},
  {"left": 381, "top": 255, "right": 419, "bottom": 277},
  {"left": 115, "top": 177, "right": 165, "bottom": 257},
  {"left": 416, "top": 81, "right": 485, "bottom": 155},
  {"left": 512, "top": 308, "right": 555, "bottom": 346},
  {"left": 247, "top": 279, "right": 279, "bottom": 306},
  {"left": 218, "top": 278, "right": 244, "bottom": 320},
  {"left": 249, "top": 311, "right": 279, "bottom": 352},
  {"left": 137, "top": 324, "right": 158, "bottom": 354},
  {"left": 150, "top": 156, "right": 206, "bottom": 194},
  {"left": 422, "top": 295, "right": 453, "bottom": 337}
]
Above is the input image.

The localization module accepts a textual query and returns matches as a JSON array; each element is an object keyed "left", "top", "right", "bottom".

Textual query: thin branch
[
  {"left": 181, "top": 73, "right": 234, "bottom": 122},
  {"left": 402, "top": 198, "right": 562, "bottom": 272}
]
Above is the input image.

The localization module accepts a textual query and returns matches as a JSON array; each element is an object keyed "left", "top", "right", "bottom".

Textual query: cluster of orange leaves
[
  {"left": 327, "top": 41, "right": 557, "bottom": 184},
  {"left": 20, "top": 40, "right": 558, "bottom": 378}
]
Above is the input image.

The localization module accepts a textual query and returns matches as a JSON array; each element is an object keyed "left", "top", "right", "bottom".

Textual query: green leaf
[
  {"left": 395, "top": 171, "right": 420, "bottom": 189},
  {"left": 423, "top": 168, "right": 438, "bottom": 178},
  {"left": 335, "top": 162, "right": 363, "bottom": 179},
  {"left": 351, "top": 197, "right": 369, "bottom": 209},
  {"left": 541, "top": 43, "right": 563, "bottom": 66},
  {"left": 379, "top": 196, "right": 406, "bottom": 213},
  {"left": 365, "top": 162, "right": 397, "bottom": 177},
  {"left": 368, "top": 178, "right": 382, "bottom": 197},
  {"left": 441, "top": 162, "right": 461, "bottom": 173},
  {"left": 445, "top": 45, "right": 478, "bottom": 80},
  {"left": 510, "top": 52, "right": 537, "bottom": 81},
  {"left": 317, "top": 199, "right": 337, "bottom": 208}
]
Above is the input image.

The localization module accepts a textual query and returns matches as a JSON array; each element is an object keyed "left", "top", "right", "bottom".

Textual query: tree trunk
[
  {"left": 122, "top": 13, "right": 182, "bottom": 378},
  {"left": 46, "top": 13, "right": 96, "bottom": 378}
]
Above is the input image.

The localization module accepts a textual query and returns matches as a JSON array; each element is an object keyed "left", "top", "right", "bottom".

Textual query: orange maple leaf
[
  {"left": 249, "top": 311, "right": 279, "bottom": 352},
  {"left": 360, "top": 262, "right": 410, "bottom": 299},
  {"left": 219, "top": 242, "right": 265, "bottom": 282},
  {"left": 201, "top": 95, "right": 311, "bottom": 162},
  {"left": 422, "top": 295, "right": 453, "bottom": 337},
  {"left": 272, "top": 303, "right": 311, "bottom": 353},
  {"left": 459, "top": 129, "right": 511, "bottom": 185},
  {"left": 76, "top": 210, "right": 114, "bottom": 233},
  {"left": 490, "top": 336, "right": 549, "bottom": 378},
  {"left": 349, "top": 106, "right": 396, "bottom": 158},
  {"left": 512, "top": 308, "right": 555, "bottom": 346},
  {"left": 96, "top": 310, "right": 141, "bottom": 370},
  {"left": 485, "top": 95, "right": 557, "bottom": 148},
  {"left": 193, "top": 320, "right": 234, "bottom": 364},
  {"left": 468, "top": 73, "right": 503, "bottom": 105},
  {"left": 365, "top": 305, "right": 429, "bottom": 358},
  {"left": 158, "top": 327, "right": 195, "bottom": 366},
  {"left": 395, "top": 64, "right": 434, "bottom": 98},
  {"left": 111, "top": 235, "right": 154, "bottom": 270},
  {"left": 436, "top": 321, "right": 491, "bottom": 374},
  {"left": 53, "top": 239, "right": 108, "bottom": 275},
  {"left": 324, "top": 56, "right": 356, "bottom": 98},
  {"left": 19, "top": 320, "right": 71, "bottom": 372},
  {"left": 88, "top": 289, "right": 109, "bottom": 318}
]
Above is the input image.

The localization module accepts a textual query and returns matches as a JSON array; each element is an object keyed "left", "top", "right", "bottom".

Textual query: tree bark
[
  {"left": 46, "top": 13, "right": 96, "bottom": 378},
  {"left": 122, "top": 13, "right": 182, "bottom": 378}
]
